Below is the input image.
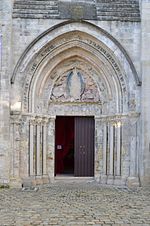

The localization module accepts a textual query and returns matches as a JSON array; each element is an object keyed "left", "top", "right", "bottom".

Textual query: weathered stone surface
[
  {"left": 12, "top": 0, "right": 141, "bottom": 21},
  {"left": 58, "top": 1, "right": 97, "bottom": 20}
]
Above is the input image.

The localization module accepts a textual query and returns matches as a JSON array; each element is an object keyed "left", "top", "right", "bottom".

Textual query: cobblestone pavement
[{"left": 0, "top": 181, "right": 150, "bottom": 226}]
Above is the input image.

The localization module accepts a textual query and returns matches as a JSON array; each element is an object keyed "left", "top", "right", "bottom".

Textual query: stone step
[{"left": 54, "top": 176, "right": 95, "bottom": 183}]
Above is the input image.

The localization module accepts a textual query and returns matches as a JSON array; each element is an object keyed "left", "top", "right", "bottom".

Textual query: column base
[
  {"left": 10, "top": 177, "right": 22, "bottom": 188},
  {"left": 0, "top": 178, "right": 10, "bottom": 188},
  {"left": 99, "top": 175, "right": 126, "bottom": 186},
  {"left": 100, "top": 175, "right": 107, "bottom": 184},
  {"left": 42, "top": 175, "right": 50, "bottom": 184},
  {"left": 22, "top": 176, "right": 36, "bottom": 187},
  {"left": 22, "top": 175, "right": 50, "bottom": 187},
  {"left": 107, "top": 175, "right": 114, "bottom": 185},
  {"left": 127, "top": 177, "right": 140, "bottom": 188},
  {"left": 113, "top": 176, "right": 126, "bottom": 186}
]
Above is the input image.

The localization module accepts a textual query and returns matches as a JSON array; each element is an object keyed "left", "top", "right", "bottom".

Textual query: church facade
[{"left": 0, "top": 0, "right": 150, "bottom": 187}]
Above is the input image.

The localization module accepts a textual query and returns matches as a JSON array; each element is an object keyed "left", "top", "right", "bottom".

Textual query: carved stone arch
[
  {"left": 11, "top": 21, "right": 141, "bottom": 114},
  {"left": 11, "top": 20, "right": 141, "bottom": 86},
  {"left": 30, "top": 48, "right": 122, "bottom": 115},
  {"left": 21, "top": 34, "right": 130, "bottom": 114}
]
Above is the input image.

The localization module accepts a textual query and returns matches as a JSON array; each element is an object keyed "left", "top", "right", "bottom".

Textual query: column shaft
[
  {"left": 36, "top": 124, "right": 41, "bottom": 175},
  {"left": 29, "top": 124, "right": 34, "bottom": 176},
  {"left": 109, "top": 125, "right": 114, "bottom": 175},
  {"left": 103, "top": 124, "right": 107, "bottom": 175},
  {"left": 116, "top": 126, "right": 121, "bottom": 176},
  {"left": 43, "top": 124, "right": 47, "bottom": 175}
]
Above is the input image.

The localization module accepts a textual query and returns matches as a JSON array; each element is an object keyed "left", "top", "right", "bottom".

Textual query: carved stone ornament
[
  {"left": 50, "top": 68, "right": 101, "bottom": 103},
  {"left": 128, "top": 98, "right": 136, "bottom": 111},
  {"left": 67, "top": 68, "right": 85, "bottom": 100}
]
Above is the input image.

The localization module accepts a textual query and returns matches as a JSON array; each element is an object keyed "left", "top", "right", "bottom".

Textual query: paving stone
[{"left": 0, "top": 182, "right": 149, "bottom": 225}]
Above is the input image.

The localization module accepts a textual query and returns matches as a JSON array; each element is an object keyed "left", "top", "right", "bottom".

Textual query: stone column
[
  {"left": 113, "top": 120, "right": 123, "bottom": 186},
  {"left": 109, "top": 123, "right": 114, "bottom": 176},
  {"left": 127, "top": 114, "right": 140, "bottom": 188},
  {"left": 42, "top": 120, "right": 47, "bottom": 175},
  {"left": 10, "top": 114, "right": 22, "bottom": 186},
  {"left": 47, "top": 116, "right": 56, "bottom": 182},
  {"left": 95, "top": 117, "right": 103, "bottom": 182},
  {"left": 36, "top": 120, "right": 41, "bottom": 176},
  {"left": 20, "top": 116, "right": 30, "bottom": 180},
  {"left": 116, "top": 125, "right": 121, "bottom": 176},
  {"left": 103, "top": 123, "right": 107, "bottom": 176},
  {"left": 41, "top": 118, "right": 49, "bottom": 184},
  {"left": 29, "top": 120, "right": 34, "bottom": 176}
]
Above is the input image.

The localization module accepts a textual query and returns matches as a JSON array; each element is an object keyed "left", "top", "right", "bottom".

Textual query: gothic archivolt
[
  {"left": 24, "top": 36, "right": 128, "bottom": 114},
  {"left": 9, "top": 25, "right": 141, "bottom": 122},
  {"left": 11, "top": 21, "right": 140, "bottom": 116}
]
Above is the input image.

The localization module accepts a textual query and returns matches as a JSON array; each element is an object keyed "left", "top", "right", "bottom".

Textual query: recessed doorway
[{"left": 55, "top": 116, "right": 95, "bottom": 177}]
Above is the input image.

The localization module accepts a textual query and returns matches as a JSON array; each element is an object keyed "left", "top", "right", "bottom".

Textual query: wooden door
[{"left": 75, "top": 117, "right": 95, "bottom": 177}]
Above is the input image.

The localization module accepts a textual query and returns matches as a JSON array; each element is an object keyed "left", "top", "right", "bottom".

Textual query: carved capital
[
  {"left": 41, "top": 117, "right": 49, "bottom": 125},
  {"left": 128, "top": 112, "right": 140, "bottom": 125},
  {"left": 35, "top": 116, "right": 42, "bottom": 125},
  {"left": 10, "top": 114, "right": 22, "bottom": 125},
  {"left": 29, "top": 116, "right": 36, "bottom": 126}
]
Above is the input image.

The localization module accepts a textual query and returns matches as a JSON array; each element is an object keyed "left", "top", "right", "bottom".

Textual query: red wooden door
[{"left": 75, "top": 117, "right": 95, "bottom": 177}]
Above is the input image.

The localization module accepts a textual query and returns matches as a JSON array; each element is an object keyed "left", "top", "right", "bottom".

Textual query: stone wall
[
  {"left": 13, "top": 0, "right": 140, "bottom": 22},
  {"left": 0, "top": 0, "right": 13, "bottom": 185},
  {"left": 141, "top": 0, "right": 150, "bottom": 186}
]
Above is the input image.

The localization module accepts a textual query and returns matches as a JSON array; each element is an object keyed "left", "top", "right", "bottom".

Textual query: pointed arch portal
[{"left": 10, "top": 21, "right": 140, "bottom": 186}]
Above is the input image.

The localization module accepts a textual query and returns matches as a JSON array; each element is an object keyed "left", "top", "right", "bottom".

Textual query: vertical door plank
[{"left": 75, "top": 117, "right": 94, "bottom": 177}]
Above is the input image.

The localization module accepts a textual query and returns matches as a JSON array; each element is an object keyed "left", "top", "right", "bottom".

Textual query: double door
[{"left": 55, "top": 116, "right": 95, "bottom": 177}]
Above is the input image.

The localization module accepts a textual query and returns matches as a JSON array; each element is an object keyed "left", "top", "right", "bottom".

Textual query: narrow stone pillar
[
  {"left": 29, "top": 121, "right": 34, "bottom": 176},
  {"left": 109, "top": 124, "right": 114, "bottom": 175},
  {"left": 127, "top": 114, "right": 140, "bottom": 188},
  {"left": 95, "top": 117, "right": 103, "bottom": 182},
  {"left": 47, "top": 116, "right": 56, "bottom": 182},
  {"left": 103, "top": 123, "right": 107, "bottom": 175},
  {"left": 116, "top": 125, "right": 121, "bottom": 176},
  {"left": 10, "top": 114, "right": 22, "bottom": 187},
  {"left": 36, "top": 121, "right": 41, "bottom": 176},
  {"left": 43, "top": 120, "right": 48, "bottom": 175},
  {"left": 20, "top": 116, "right": 30, "bottom": 179}
]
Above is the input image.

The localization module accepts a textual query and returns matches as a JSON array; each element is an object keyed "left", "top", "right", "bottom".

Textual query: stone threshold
[{"left": 54, "top": 176, "right": 95, "bottom": 182}]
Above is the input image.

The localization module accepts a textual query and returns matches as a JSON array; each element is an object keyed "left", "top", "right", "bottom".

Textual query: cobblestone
[{"left": 0, "top": 181, "right": 150, "bottom": 226}]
